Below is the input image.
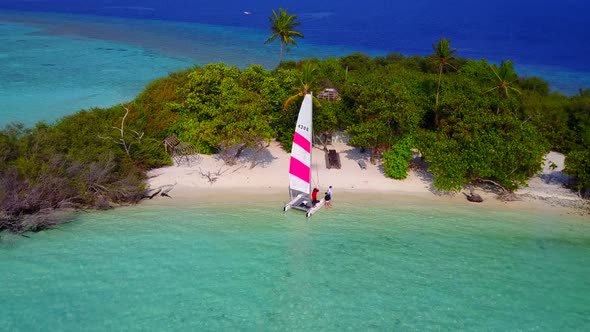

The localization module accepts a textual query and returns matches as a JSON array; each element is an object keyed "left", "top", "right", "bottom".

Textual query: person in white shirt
[{"left": 325, "top": 186, "right": 333, "bottom": 208}]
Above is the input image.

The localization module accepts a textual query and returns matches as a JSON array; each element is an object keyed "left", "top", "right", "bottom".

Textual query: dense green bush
[
  {"left": 132, "top": 68, "right": 194, "bottom": 139},
  {"left": 383, "top": 137, "right": 414, "bottom": 179},
  {"left": 0, "top": 103, "right": 169, "bottom": 232},
  {"left": 564, "top": 149, "right": 590, "bottom": 195},
  {"left": 416, "top": 114, "right": 549, "bottom": 191}
]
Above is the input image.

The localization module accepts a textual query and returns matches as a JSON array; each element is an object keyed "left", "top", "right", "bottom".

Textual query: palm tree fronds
[
  {"left": 284, "top": 92, "right": 304, "bottom": 109},
  {"left": 265, "top": 8, "right": 304, "bottom": 62}
]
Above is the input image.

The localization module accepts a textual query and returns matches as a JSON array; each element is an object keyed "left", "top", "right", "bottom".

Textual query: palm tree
[
  {"left": 431, "top": 38, "right": 457, "bottom": 108},
  {"left": 482, "top": 60, "right": 521, "bottom": 114},
  {"left": 284, "top": 61, "right": 318, "bottom": 109},
  {"left": 264, "top": 8, "right": 304, "bottom": 63},
  {"left": 430, "top": 38, "right": 457, "bottom": 129}
]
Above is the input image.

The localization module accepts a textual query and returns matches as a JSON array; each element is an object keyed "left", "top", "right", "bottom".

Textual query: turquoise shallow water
[
  {"left": 2, "top": 200, "right": 589, "bottom": 331},
  {"left": 1, "top": 10, "right": 590, "bottom": 126},
  {"left": 0, "top": 11, "right": 364, "bottom": 126},
  {"left": 0, "top": 16, "right": 192, "bottom": 126}
]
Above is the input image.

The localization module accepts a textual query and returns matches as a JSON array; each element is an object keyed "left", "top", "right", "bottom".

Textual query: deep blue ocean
[{"left": 3, "top": 0, "right": 589, "bottom": 71}]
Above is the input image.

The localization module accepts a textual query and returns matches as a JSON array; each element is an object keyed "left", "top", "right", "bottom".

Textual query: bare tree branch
[
  {"left": 98, "top": 106, "right": 144, "bottom": 156},
  {"left": 199, "top": 167, "right": 218, "bottom": 185}
]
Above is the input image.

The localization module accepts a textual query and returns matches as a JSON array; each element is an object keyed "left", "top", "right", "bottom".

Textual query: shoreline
[
  {"left": 139, "top": 188, "right": 586, "bottom": 219},
  {"left": 144, "top": 141, "right": 588, "bottom": 218}
]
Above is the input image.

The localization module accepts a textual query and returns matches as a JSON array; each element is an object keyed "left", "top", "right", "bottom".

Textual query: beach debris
[
  {"left": 142, "top": 184, "right": 175, "bottom": 199},
  {"left": 358, "top": 159, "right": 367, "bottom": 170},
  {"left": 159, "top": 184, "right": 175, "bottom": 198},
  {"left": 199, "top": 168, "right": 219, "bottom": 185},
  {"left": 143, "top": 188, "right": 161, "bottom": 199},
  {"left": 198, "top": 166, "right": 236, "bottom": 185},
  {"left": 497, "top": 191, "right": 521, "bottom": 202},
  {"left": 463, "top": 189, "right": 483, "bottom": 203}
]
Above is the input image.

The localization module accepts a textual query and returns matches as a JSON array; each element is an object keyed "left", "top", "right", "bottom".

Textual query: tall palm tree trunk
[
  {"left": 436, "top": 64, "right": 443, "bottom": 106},
  {"left": 435, "top": 63, "right": 443, "bottom": 128},
  {"left": 430, "top": 38, "right": 457, "bottom": 130}
]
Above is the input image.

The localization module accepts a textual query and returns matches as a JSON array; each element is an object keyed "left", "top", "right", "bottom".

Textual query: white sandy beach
[{"left": 145, "top": 141, "right": 586, "bottom": 214}]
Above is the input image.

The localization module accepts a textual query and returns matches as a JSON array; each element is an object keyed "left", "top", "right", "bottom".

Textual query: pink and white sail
[{"left": 288, "top": 94, "right": 313, "bottom": 197}]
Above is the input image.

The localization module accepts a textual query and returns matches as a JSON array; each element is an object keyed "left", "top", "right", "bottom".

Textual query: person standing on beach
[{"left": 325, "top": 186, "right": 333, "bottom": 208}]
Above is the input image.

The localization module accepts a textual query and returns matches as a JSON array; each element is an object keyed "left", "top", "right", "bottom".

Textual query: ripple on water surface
[{"left": 2, "top": 201, "right": 589, "bottom": 330}]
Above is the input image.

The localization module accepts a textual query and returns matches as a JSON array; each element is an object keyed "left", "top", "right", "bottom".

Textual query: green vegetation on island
[{"left": 2, "top": 39, "right": 590, "bottom": 234}]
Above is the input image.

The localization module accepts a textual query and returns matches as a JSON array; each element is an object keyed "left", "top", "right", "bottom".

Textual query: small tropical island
[{"left": 0, "top": 8, "right": 589, "bottom": 235}]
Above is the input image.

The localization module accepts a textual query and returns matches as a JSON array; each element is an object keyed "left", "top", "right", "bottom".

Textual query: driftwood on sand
[
  {"left": 463, "top": 189, "right": 483, "bottom": 203},
  {"left": 143, "top": 183, "right": 176, "bottom": 199},
  {"left": 143, "top": 188, "right": 162, "bottom": 199}
]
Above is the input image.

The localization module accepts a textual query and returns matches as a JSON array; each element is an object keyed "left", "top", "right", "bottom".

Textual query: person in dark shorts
[{"left": 324, "top": 186, "right": 332, "bottom": 208}]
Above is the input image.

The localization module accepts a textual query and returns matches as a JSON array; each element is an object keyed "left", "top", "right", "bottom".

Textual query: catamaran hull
[
  {"left": 284, "top": 194, "right": 325, "bottom": 217},
  {"left": 306, "top": 199, "right": 325, "bottom": 218},
  {"left": 284, "top": 194, "right": 307, "bottom": 212}
]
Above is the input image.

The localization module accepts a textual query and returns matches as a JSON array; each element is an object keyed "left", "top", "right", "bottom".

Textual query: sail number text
[{"left": 297, "top": 124, "right": 309, "bottom": 132}]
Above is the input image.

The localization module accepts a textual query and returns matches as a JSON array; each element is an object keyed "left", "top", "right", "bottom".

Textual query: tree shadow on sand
[
  {"left": 537, "top": 171, "right": 572, "bottom": 187},
  {"left": 238, "top": 145, "right": 277, "bottom": 169},
  {"left": 342, "top": 146, "right": 373, "bottom": 170},
  {"left": 342, "top": 147, "right": 449, "bottom": 196},
  {"left": 406, "top": 155, "right": 451, "bottom": 196}
]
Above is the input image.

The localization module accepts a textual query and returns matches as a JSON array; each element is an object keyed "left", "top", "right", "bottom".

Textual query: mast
[{"left": 308, "top": 92, "right": 313, "bottom": 196}]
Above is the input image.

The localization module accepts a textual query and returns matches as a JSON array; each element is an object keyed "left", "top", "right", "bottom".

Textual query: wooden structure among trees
[
  {"left": 318, "top": 88, "right": 340, "bottom": 101},
  {"left": 325, "top": 149, "right": 341, "bottom": 169},
  {"left": 162, "top": 135, "right": 200, "bottom": 166},
  {"left": 163, "top": 135, "right": 180, "bottom": 154}
]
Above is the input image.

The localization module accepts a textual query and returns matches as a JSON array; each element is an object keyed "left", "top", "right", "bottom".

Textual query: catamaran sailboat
[{"left": 283, "top": 94, "right": 325, "bottom": 217}]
